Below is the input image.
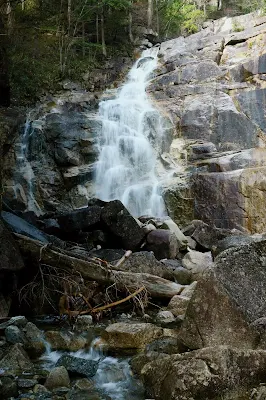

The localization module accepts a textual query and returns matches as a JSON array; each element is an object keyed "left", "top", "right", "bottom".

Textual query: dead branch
[{"left": 14, "top": 233, "right": 184, "bottom": 298}]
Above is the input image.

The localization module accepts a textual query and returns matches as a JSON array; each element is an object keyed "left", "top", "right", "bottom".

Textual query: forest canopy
[{"left": 0, "top": 0, "right": 265, "bottom": 104}]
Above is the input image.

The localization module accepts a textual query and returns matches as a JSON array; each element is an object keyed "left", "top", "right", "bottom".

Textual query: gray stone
[
  {"left": 56, "top": 354, "right": 98, "bottom": 378},
  {"left": 0, "top": 316, "right": 28, "bottom": 329},
  {"left": 156, "top": 311, "right": 175, "bottom": 325},
  {"left": 167, "top": 295, "right": 190, "bottom": 317},
  {"left": 0, "top": 343, "right": 34, "bottom": 371},
  {"left": 146, "top": 230, "right": 179, "bottom": 260},
  {"left": 182, "top": 250, "right": 213, "bottom": 279},
  {"left": 5, "top": 325, "right": 25, "bottom": 344},
  {"left": 17, "top": 379, "right": 38, "bottom": 388},
  {"left": 23, "top": 322, "right": 46, "bottom": 358},
  {"left": 161, "top": 260, "right": 192, "bottom": 284},
  {"left": 57, "top": 206, "right": 102, "bottom": 233}
]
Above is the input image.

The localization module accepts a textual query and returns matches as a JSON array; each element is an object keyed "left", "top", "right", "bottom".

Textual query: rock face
[
  {"left": 150, "top": 11, "right": 266, "bottom": 233},
  {"left": 141, "top": 346, "right": 266, "bottom": 400}
]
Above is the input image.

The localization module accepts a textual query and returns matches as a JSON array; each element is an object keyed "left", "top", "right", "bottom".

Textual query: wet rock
[
  {"left": 182, "top": 250, "right": 213, "bottom": 279},
  {"left": 0, "top": 218, "right": 25, "bottom": 271},
  {"left": 23, "top": 322, "right": 46, "bottom": 358},
  {"left": 102, "top": 323, "right": 164, "bottom": 351},
  {"left": 45, "top": 331, "right": 87, "bottom": 352},
  {"left": 101, "top": 200, "right": 145, "bottom": 250},
  {"left": 0, "top": 343, "right": 34, "bottom": 371},
  {"left": 73, "top": 378, "right": 93, "bottom": 391},
  {"left": 0, "top": 376, "right": 18, "bottom": 399},
  {"left": 56, "top": 354, "right": 98, "bottom": 378},
  {"left": 141, "top": 346, "right": 266, "bottom": 400},
  {"left": 17, "top": 379, "right": 38, "bottom": 388},
  {"left": 146, "top": 230, "right": 179, "bottom": 260},
  {"left": 33, "top": 384, "right": 49, "bottom": 394},
  {"left": 167, "top": 295, "right": 190, "bottom": 317},
  {"left": 0, "top": 316, "right": 28, "bottom": 329},
  {"left": 1, "top": 212, "right": 49, "bottom": 243},
  {"left": 44, "top": 366, "right": 70, "bottom": 390},
  {"left": 5, "top": 325, "right": 25, "bottom": 344}
]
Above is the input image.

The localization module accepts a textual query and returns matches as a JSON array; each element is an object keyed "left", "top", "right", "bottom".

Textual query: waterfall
[
  {"left": 95, "top": 48, "right": 167, "bottom": 217},
  {"left": 14, "top": 114, "right": 42, "bottom": 216}
]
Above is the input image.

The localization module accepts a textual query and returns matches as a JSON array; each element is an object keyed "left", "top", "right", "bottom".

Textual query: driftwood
[{"left": 15, "top": 233, "right": 183, "bottom": 298}]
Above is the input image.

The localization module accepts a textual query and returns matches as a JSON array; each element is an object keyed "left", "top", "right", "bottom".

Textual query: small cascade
[
  {"left": 95, "top": 47, "right": 168, "bottom": 217},
  {"left": 41, "top": 337, "right": 145, "bottom": 400},
  {"left": 14, "top": 114, "right": 42, "bottom": 215}
]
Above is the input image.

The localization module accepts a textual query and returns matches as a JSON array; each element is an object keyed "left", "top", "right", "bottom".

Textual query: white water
[
  {"left": 95, "top": 48, "right": 167, "bottom": 217},
  {"left": 15, "top": 114, "right": 42, "bottom": 215},
  {"left": 41, "top": 338, "right": 144, "bottom": 400}
]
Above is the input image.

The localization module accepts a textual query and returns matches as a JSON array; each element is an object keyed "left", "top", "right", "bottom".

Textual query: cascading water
[
  {"left": 14, "top": 114, "right": 42, "bottom": 215},
  {"left": 41, "top": 338, "right": 145, "bottom": 400},
  {"left": 95, "top": 48, "right": 167, "bottom": 217}
]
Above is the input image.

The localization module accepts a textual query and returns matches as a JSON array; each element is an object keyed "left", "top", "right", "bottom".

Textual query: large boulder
[
  {"left": 101, "top": 200, "right": 145, "bottom": 250},
  {"left": 182, "top": 250, "right": 213, "bottom": 279},
  {"left": 102, "top": 323, "right": 164, "bottom": 351},
  {"left": 44, "top": 366, "right": 70, "bottom": 391},
  {"left": 141, "top": 346, "right": 266, "bottom": 400},
  {"left": 56, "top": 354, "right": 98, "bottom": 378},
  {"left": 0, "top": 343, "right": 34, "bottom": 371},
  {"left": 178, "top": 241, "right": 266, "bottom": 350},
  {"left": 0, "top": 218, "right": 24, "bottom": 271},
  {"left": 56, "top": 205, "right": 102, "bottom": 233},
  {"left": 145, "top": 229, "right": 179, "bottom": 260}
]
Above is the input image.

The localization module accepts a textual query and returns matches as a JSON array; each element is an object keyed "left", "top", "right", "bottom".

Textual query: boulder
[
  {"left": 0, "top": 218, "right": 24, "bottom": 271},
  {"left": 44, "top": 366, "right": 70, "bottom": 391},
  {"left": 101, "top": 200, "right": 145, "bottom": 250},
  {"left": 182, "top": 250, "right": 213, "bottom": 279},
  {"left": 161, "top": 260, "right": 192, "bottom": 284},
  {"left": 113, "top": 251, "right": 168, "bottom": 278},
  {"left": 56, "top": 354, "right": 98, "bottom": 378},
  {"left": 0, "top": 343, "right": 34, "bottom": 371},
  {"left": 5, "top": 325, "right": 25, "bottom": 345},
  {"left": 23, "top": 322, "right": 46, "bottom": 358},
  {"left": 0, "top": 377, "right": 18, "bottom": 399},
  {"left": 45, "top": 331, "right": 87, "bottom": 352},
  {"left": 213, "top": 234, "right": 266, "bottom": 257},
  {"left": 156, "top": 310, "right": 176, "bottom": 325},
  {"left": 102, "top": 323, "right": 164, "bottom": 351},
  {"left": 0, "top": 316, "right": 27, "bottom": 329},
  {"left": 178, "top": 267, "right": 258, "bottom": 350},
  {"left": 56, "top": 205, "right": 102, "bottom": 233},
  {"left": 167, "top": 295, "right": 191, "bottom": 318},
  {"left": 141, "top": 346, "right": 266, "bottom": 400},
  {"left": 191, "top": 221, "right": 235, "bottom": 250},
  {"left": 1, "top": 211, "right": 49, "bottom": 243},
  {"left": 145, "top": 230, "right": 179, "bottom": 260}
]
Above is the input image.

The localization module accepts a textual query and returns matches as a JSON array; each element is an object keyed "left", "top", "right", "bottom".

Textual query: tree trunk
[
  {"left": 128, "top": 3, "right": 134, "bottom": 43},
  {"left": 147, "top": 0, "right": 153, "bottom": 29},
  {"left": 217, "top": 0, "right": 222, "bottom": 10},
  {"left": 67, "top": 0, "right": 71, "bottom": 34},
  {"left": 15, "top": 234, "right": 183, "bottom": 299},
  {"left": 0, "top": 14, "right": 10, "bottom": 107},
  {"left": 96, "top": 13, "right": 99, "bottom": 43},
  {"left": 101, "top": 8, "right": 107, "bottom": 57}
]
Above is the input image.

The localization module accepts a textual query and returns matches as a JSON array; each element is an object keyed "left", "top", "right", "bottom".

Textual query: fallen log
[{"left": 14, "top": 233, "right": 184, "bottom": 298}]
